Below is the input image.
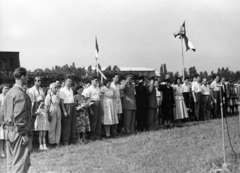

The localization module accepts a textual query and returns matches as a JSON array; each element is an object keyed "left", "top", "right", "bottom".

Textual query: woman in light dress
[
  {"left": 0, "top": 84, "right": 9, "bottom": 158},
  {"left": 101, "top": 79, "right": 118, "bottom": 138},
  {"left": 173, "top": 78, "right": 188, "bottom": 121}
]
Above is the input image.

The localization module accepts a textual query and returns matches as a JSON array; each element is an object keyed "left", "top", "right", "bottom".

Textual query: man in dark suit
[
  {"left": 147, "top": 76, "right": 158, "bottom": 130},
  {"left": 159, "top": 79, "right": 175, "bottom": 128},
  {"left": 3, "top": 67, "right": 32, "bottom": 173},
  {"left": 135, "top": 76, "right": 148, "bottom": 132}
]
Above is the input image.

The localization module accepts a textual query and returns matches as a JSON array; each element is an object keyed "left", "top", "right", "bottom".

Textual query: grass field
[{"left": 1, "top": 116, "right": 240, "bottom": 173}]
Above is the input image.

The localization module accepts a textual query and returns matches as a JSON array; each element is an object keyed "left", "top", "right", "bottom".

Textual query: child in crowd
[
  {"left": 0, "top": 84, "right": 9, "bottom": 158},
  {"left": 34, "top": 101, "right": 50, "bottom": 150}
]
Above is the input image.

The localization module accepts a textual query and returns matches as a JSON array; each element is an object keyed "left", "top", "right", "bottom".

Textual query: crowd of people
[{"left": 0, "top": 67, "right": 240, "bottom": 172}]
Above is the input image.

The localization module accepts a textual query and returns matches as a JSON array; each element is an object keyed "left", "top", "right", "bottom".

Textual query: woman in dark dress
[{"left": 159, "top": 79, "right": 175, "bottom": 128}]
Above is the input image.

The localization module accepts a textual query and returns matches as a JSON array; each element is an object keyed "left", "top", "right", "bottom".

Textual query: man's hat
[
  {"left": 164, "top": 79, "right": 170, "bottom": 83},
  {"left": 91, "top": 76, "right": 98, "bottom": 81},
  {"left": 138, "top": 76, "right": 144, "bottom": 83},
  {"left": 149, "top": 76, "right": 155, "bottom": 81}
]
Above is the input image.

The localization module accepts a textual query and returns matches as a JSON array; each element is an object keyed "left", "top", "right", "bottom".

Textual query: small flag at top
[
  {"left": 174, "top": 21, "right": 196, "bottom": 52},
  {"left": 95, "top": 36, "right": 99, "bottom": 59}
]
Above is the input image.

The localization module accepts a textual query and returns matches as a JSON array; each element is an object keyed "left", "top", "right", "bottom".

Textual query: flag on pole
[
  {"left": 174, "top": 21, "right": 196, "bottom": 52},
  {"left": 95, "top": 36, "right": 99, "bottom": 59}
]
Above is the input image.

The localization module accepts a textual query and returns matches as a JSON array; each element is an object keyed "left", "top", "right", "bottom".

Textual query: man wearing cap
[
  {"left": 59, "top": 76, "right": 76, "bottom": 145},
  {"left": 135, "top": 76, "right": 148, "bottom": 131},
  {"left": 147, "top": 76, "right": 158, "bottom": 130},
  {"left": 122, "top": 75, "right": 136, "bottom": 134},
  {"left": 85, "top": 77, "right": 102, "bottom": 140},
  {"left": 3, "top": 67, "right": 32, "bottom": 173}
]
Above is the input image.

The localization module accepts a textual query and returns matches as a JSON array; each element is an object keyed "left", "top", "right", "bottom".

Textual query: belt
[
  {"left": 194, "top": 92, "right": 202, "bottom": 94},
  {"left": 91, "top": 100, "right": 100, "bottom": 102},
  {"left": 64, "top": 103, "right": 74, "bottom": 105},
  {"left": 202, "top": 95, "right": 210, "bottom": 96}
]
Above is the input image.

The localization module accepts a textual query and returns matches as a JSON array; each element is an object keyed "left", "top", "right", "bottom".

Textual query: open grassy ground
[{"left": 1, "top": 116, "right": 240, "bottom": 173}]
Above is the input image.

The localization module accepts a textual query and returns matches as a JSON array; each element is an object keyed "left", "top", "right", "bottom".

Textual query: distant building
[
  {"left": 108, "top": 67, "right": 160, "bottom": 78},
  {"left": 0, "top": 52, "right": 20, "bottom": 71},
  {"left": 86, "top": 66, "right": 160, "bottom": 78}
]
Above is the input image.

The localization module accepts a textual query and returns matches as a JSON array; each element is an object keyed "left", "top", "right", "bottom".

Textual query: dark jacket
[
  {"left": 159, "top": 85, "right": 174, "bottom": 108},
  {"left": 135, "top": 83, "right": 149, "bottom": 109},
  {"left": 147, "top": 84, "right": 158, "bottom": 108}
]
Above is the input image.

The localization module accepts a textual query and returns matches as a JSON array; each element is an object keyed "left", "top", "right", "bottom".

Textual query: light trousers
[
  {"left": 123, "top": 109, "right": 136, "bottom": 134},
  {"left": 48, "top": 105, "right": 61, "bottom": 144},
  {"left": 6, "top": 132, "right": 32, "bottom": 173}
]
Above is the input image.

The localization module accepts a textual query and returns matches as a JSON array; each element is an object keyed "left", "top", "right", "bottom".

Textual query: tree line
[
  {"left": 0, "top": 63, "right": 239, "bottom": 87},
  {"left": 160, "top": 63, "right": 240, "bottom": 82}
]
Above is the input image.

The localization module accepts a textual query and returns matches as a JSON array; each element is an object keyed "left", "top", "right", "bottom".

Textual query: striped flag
[
  {"left": 95, "top": 37, "right": 99, "bottom": 59},
  {"left": 174, "top": 21, "right": 196, "bottom": 52}
]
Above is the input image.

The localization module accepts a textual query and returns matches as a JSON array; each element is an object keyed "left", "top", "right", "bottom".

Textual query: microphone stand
[
  {"left": 218, "top": 85, "right": 226, "bottom": 163},
  {"left": 234, "top": 84, "right": 240, "bottom": 135}
]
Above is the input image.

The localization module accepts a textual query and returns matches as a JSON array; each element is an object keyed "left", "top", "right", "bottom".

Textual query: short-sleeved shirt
[
  {"left": 59, "top": 87, "right": 74, "bottom": 104},
  {"left": 27, "top": 86, "right": 45, "bottom": 103},
  {"left": 201, "top": 84, "right": 211, "bottom": 95},
  {"left": 182, "top": 83, "right": 190, "bottom": 93},
  {"left": 110, "top": 82, "right": 121, "bottom": 98},
  {"left": 85, "top": 85, "right": 101, "bottom": 101},
  {"left": 210, "top": 81, "right": 220, "bottom": 91},
  {"left": 81, "top": 87, "right": 89, "bottom": 98},
  {"left": 191, "top": 82, "right": 202, "bottom": 93}
]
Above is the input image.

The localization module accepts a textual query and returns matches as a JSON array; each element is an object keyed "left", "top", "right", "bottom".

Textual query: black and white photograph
[{"left": 1, "top": 0, "right": 240, "bottom": 172}]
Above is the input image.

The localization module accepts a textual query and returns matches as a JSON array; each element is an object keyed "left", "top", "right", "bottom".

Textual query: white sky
[{"left": 0, "top": 0, "right": 239, "bottom": 73}]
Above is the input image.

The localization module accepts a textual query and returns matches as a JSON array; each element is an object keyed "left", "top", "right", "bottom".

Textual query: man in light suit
[
  {"left": 122, "top": 74, "right": 137, "bottom": 134},
  {"left": 3, "top": 67, "right": 32, "bottom": 173}
]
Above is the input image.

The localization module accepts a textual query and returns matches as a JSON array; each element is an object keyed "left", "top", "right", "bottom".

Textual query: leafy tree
[
  {"left": 105, "top": 65, "right": 112, "bottom": 71},
  {"left": 112, "top": 65, "right": 120, "bottom": 71}
]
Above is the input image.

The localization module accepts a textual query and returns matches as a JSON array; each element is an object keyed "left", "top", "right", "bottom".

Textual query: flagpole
[
  {"left": 181, "top": 38, "right": 185, "bottom": 80},
  {"left": 96, "top": 57, "right": 98, "bottom": 76}
]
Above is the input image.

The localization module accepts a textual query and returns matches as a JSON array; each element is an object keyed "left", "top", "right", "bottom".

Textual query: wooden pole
[{"left": 181, "top": 38, "right": 185, "bottom": 80}]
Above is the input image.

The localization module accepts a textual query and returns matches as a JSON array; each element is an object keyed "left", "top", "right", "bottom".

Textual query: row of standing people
[
  {"left": 0, "top": 73, "right": 231, "bottom": 152},
  {"left": 0, "top": 67, "right": 238, "bottom": 173}
]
